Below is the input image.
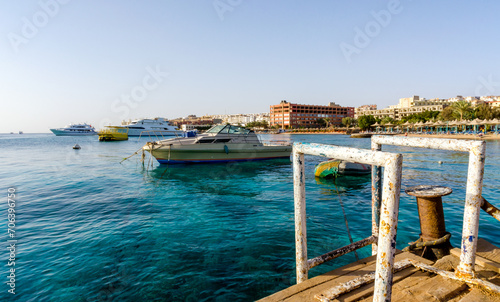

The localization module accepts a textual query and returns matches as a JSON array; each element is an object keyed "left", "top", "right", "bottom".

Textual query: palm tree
[
  {"left": 451, "top": 100, "right": 473, "bottom": 121},
  {"left": 342, "top": 117, "right": 353, "bottom": 128},
  {"left": 475, "top": 103, "right": 493, "bottom": 120},
  {"left": 323, "top": 117, "right": 332, "bottom": 128}
]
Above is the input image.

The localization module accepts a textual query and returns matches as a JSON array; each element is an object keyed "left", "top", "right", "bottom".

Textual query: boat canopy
[{"left": 206, "top": 124, "right": 251, "bottom": 135}]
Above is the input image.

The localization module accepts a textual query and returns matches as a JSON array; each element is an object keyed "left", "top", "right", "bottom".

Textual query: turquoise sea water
[{"left": 1, "top": 133, "right": 500, "bottom": 301}]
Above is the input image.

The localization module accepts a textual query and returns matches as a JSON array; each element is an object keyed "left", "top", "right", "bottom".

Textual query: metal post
[
  {"left": 406, "top": 185, "right": 452, "bottom": 259},
  {"left": 293, "top": 148, "right": 308, "bottom": 283},
  {"left": 373, "top": 153, "right": 403, "bottom": 302},
  {"left": 371, "top": 141, "right": 382, "bottom": 255},
  {"left": 457, "top": 141, "right": 486, "bottom": 278}
]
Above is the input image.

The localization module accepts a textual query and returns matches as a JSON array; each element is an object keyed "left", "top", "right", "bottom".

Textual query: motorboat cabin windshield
[{"left": 205, "top": 124, "right": 251, "bottom": 135}]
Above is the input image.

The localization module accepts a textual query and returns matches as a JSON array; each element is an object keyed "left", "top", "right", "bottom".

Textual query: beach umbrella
[
  {"left": 484, "top": 118, "right": 500, "bottom": 133},
  {"left": 493, "top": 118, "right": 500, "bottom": 133},
  {"left": 414, "top": 121, "right": 423, "bottom": 132},
  {"left": 402, "top": 121, "right": 412, "bottom": 132},
  {"left": 383, "top": 122, "right": 394, "bottom": 133},
  {"left": 468, "top": 118, "right": 483, "bottom": 133},
  {"left": 423, "top": 120, "right": 433, "bottom": 132},
  {"left": 433, "top": 120, "right": 445, "bottom": 132},
  {"left": 447, "top": 120, "right": 458, "bottom": 132}
]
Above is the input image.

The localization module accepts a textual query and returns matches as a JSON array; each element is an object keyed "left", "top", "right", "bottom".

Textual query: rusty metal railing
[
  {"left": 371, "top": 135, "right": 486, "bottom": 279},
  {"left": 481, "top": 197, "right": 500, "bottom": 222},
  {"left": 293, "top": 142, "right": 403, "bottom": 301}
]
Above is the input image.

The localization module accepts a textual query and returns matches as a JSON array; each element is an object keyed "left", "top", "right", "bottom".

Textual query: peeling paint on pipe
[
  {"left": 408, "top": 258, "right": 500, "bottom": 294},
  {"left": 293, "top": 147, "right": 308, "bottom": 283},
  {"left": 373, "top": 152, "right": 403, "bottom": 301},
  {"left": 315, "top": 259, "right": 413, "bottom": 302},
  {"left": 371, "top": 141, "right": 382, "bottom": 256}
]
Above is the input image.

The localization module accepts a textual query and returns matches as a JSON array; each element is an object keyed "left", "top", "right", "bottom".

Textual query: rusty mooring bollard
[{"left": 405, "top": 185, "right": 452, "bottom": 260}]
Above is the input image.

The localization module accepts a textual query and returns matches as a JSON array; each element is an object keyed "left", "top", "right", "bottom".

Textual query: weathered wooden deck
[{"left": 259, "top": 238, "right": 500, "bottom": 302}]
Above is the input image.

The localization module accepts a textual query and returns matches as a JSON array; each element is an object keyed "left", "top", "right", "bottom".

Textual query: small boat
[
  {"left": 73, "top": 144, "right": 81, "bottom": 150},
  {"left": 98, "top": 126, "right": 129, "bottom": 141},
  {"left": 314, "top": 159, "right": 371, "bottom": 178},
  {"left": 50, "top": 123, "right": 97, "bottom": 136},
  {"left": 18, "top": 131, "right": 23, "bottom": 134},
  {"left": 143, "top": 124, "right": 292, "bottom": 164}
]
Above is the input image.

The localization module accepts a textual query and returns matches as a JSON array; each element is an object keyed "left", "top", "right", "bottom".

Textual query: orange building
[{"left": 270, "top": 100, "right": 354, "bottom": 128}]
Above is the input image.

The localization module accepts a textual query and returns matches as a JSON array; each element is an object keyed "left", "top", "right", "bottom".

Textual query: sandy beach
[
  {"left": 284, "top": 131, "right": 500, "bottom": 140},
  {"left": 400, "top": 133, "right": 500, "bottom": 140}
]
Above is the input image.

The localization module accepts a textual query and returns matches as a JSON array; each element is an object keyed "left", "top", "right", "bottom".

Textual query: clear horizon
[{"left": 2, "top": 0, "right": 500, "bottom": 133}]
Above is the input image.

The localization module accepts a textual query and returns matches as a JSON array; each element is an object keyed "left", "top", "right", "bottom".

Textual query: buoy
[{"left": 73, "top": 144, "right": 81, "bottom": 150}]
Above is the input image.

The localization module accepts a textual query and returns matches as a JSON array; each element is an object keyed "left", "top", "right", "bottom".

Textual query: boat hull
[
  {"left": 146, "top": 144, "right": 291, "bottom": 164},
  {"left": 315, "top": 159, "right": 371, "bottom": 177},
  {"left": 127, "top": 129, "right": 184, "bottom": 137},
  {"left": 50, "top": 129, "right": 97, "bottom": 136}
]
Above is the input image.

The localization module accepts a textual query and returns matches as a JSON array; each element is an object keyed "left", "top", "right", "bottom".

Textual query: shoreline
[
  {"left": 402, "top": 133, "right": 500, "bottom": 140},
  {"left": 274, "top": 131, "right": 500, "bottom": 140}
]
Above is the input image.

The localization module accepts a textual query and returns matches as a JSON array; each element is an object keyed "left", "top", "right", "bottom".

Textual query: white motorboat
[
  {"left": 143, "top": 124, "right": 291, "bottom": 164},
  {"left": 118, "top": 118, "right": 183, "bottom": 137},
  {"left": 50, "top": 123, "right": 97, "bottom": 136}
]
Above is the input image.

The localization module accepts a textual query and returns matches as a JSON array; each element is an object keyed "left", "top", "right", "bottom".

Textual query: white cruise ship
[
  {"left": 50, "top": 123, "right": 98, "bottom": 136},
  {"left": 119, "top": 118, "right": 183, "bottom": 136}
]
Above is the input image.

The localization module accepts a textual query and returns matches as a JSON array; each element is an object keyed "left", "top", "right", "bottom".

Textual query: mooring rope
[
  {"left": 403, "top": 232, "right": 451, "bottom": 252},
  {"left": 333, "top": 181, "right": 359, "bottom": 262},
  {"left": 120, "top": 147, "right": 145, "bottom": 164}
]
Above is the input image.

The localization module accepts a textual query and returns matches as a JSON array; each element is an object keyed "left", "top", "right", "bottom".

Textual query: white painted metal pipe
[
  {"left": 293, "top": 142, "right": 389, "bottom": 166},
  {"left": 293, "top": 147, "right": 308, "bottom": 283},
  {"left": 371, "top": 141, "right": 382, "bottom": 256},
  {"left": 371, "top": 135, "right": 486, "bottom": 279},
  {"left": 292, "top": 142, "right": 403, "bottom": 302},
  {"left": 457, "top": 141, "right": 485, "bottom": 278},
  {"left": 371, "top": 135, "right": 477, "bottom": 152},
  {"left": 373, "top": 153, "right": 403, "bottom": 301}
]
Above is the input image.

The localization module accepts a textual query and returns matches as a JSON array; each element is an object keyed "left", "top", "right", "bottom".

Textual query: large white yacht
[
  {"left": 143, "top": 124, "right": 291, "bottom": 164},
  {"left": 50, "top": 123, "right": 98, "bottom": 136},
  {"left": 119, "top": 118, "right": 183, "bottom": 137}
]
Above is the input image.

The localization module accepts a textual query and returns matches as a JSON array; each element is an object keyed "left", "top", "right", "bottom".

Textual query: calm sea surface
[{"left": 1, "top": 133, "right": 500, "bottom": 301}]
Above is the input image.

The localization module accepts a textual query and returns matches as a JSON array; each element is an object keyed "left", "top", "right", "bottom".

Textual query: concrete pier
[{"left": 259, "top": 239, "right": 500, "bottom": 301}]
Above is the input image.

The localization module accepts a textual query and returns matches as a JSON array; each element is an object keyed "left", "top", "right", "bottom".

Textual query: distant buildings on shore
[
  {"left": 168, "top": 94, "right": 500, "bottom": 129},
  {"left": 269, "top": 100, "right": 355, "bottom": 129},
  {"left": 355, "top": 95, "right": 500, "bottom": 120},
  {"left": 170, "top": 113, "right": 270, "bottom": 129}
]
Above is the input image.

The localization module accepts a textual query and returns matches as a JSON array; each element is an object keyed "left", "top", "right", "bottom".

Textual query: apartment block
[{"left": 270, "top": 100, "right": 354, "bottom": 128}]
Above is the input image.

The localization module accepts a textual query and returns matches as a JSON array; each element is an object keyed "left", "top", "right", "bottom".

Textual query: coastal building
[
  {"left": 355, "top": 95, "right": 446, "bottom": 120},
  {"left": 270, "top": 100, "right": 354, "bottom": 128},
  {"left": 355, "top": 104, "right": 377, "bottom": 114},
  {"left": 170, "top": 115, "right": 221, "bottom": 128},
  {"left": 212, "top": 113, "right": 270, "bottom": 126},
  {"left": 488, "top": 100, "right": 500, "bottom": 108}
]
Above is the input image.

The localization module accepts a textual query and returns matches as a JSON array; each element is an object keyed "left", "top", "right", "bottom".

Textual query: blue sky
[{"left": 1, "top": 0, "right": 500, "bottom": 133}]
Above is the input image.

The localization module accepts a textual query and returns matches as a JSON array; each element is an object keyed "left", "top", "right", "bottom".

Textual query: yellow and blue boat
[
  {"left": 98, "top": 126, "right": 129, "bottom": 141},
  {"left": 314, "top": 159, "right": 371, "bottom": 178}
]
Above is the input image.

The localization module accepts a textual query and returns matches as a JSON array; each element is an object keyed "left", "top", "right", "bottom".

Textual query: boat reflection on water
[
  {"left": 315, "top": 173, "right": 371, "bottom": 192},
  {"left": 144, "top": 159, "right": 292, "bottom": 196}
]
